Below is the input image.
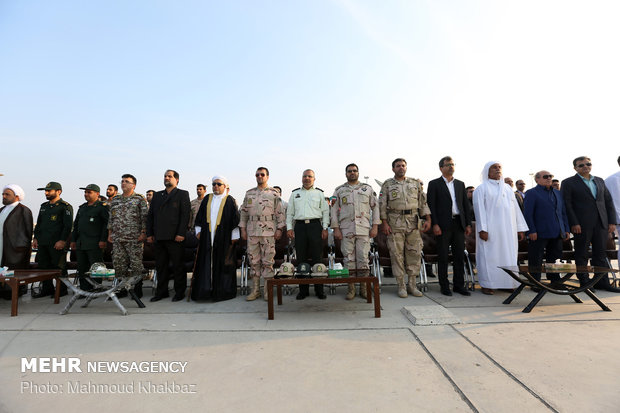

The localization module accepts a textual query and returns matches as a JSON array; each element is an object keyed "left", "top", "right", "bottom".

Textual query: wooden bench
[
  {"left": 266, "top": 276, "right": 381, "bottom": 320},
  {"left": 0, "top": 270, "right": 61, "bottom": 316}
]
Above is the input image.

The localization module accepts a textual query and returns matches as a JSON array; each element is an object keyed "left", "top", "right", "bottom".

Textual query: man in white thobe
[
  {"left": 605, "top": 156, "right": 620, "bottom": 264},
  {"left": 473, "top": 161, "right": 528, "bottom": 294}
]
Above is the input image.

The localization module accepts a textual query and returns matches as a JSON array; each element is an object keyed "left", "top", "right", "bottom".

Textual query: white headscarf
[
  {"left": 3, "top": 184, "right": 25, "bottom": 201},
  {"left": 480, "top": 161, "right": 501, "bottom": 183},
  {"left": 478, "top": 161, "right": 508, "bottom": 208}
]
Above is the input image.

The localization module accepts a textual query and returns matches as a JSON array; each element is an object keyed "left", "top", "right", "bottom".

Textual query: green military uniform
[
  {"left": 72, "top": 199, "right": 109, "bottom": 290},
  {"left": 34, "top": 198, "right": 73, "bottom": 296},
  {"left": 286, "top": 186, "right": 330, "bottom": 298},
  {"left": 379, "top": 177, "right": 430, "bottom": 297}
]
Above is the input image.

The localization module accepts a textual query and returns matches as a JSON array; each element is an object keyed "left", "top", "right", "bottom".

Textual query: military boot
[
  {"left": 246, "top": 277, "right": 261, "bottom": 301},
  {"left": 359, "top": 283, "right": 367, "bottom": 299},
  {"left": 346, "top": 283, "right": 356, "bottom": 300},
  {"left": 407, "top": 277, "right": 423, "bottom": 297},
  {"left": 396, "top": 276, "right": 407, "bottom": 298}
]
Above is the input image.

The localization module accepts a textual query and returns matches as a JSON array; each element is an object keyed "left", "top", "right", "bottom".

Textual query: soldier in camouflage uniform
[
  {"left": 32, "top": 181, "right": 73, "bottom": 297},
  {"left": 239, "top": 167, "right": 285, "bottom": 301},
  {"left": 331, "top": 163, "right": 381, "bottom": 300},
  {"left": 70, "top": 184, "right": 109, "bottom": 291},
  {"left": 379, "top": 158, "right": 431, "bottom": 298},
  {"left": 107, "top": 174, "right": 148, "bottom": 296}
]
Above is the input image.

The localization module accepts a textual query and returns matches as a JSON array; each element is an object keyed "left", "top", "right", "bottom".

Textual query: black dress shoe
[
  {"left": 150, "top": 294, "right": 169, "bottom": 302},
  {"left": 171, "top": 295, "right": 185, "bottom": 302},
  {"left": 453, "top": 288, "right": 471, "bottom": 296},
  {"left": 440, "top": 288, "right": 453, "bottom": 296},
  {"left": 296, "top": 292, "right": 308, "bottom": 300},
  {"left": 316, "top": 293, "right": 327, "bottom": 300}
]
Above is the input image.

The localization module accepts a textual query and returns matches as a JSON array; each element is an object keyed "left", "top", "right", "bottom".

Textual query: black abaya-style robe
[{"left": 191, "top": 194, "right": 240, "bottom": 301}]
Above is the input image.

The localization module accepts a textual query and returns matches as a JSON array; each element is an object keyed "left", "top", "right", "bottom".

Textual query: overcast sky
[{"left": 1, "top": 0, "right": 618, "bottom": 212}]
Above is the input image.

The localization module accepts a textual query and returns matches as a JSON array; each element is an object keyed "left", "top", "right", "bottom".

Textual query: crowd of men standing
[{"left": 1, "top": 155, "right": 619, "bottom": 302}]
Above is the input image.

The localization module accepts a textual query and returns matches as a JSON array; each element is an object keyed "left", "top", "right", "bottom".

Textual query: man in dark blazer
[
  {"left": 561, "top": 156, "right": 617, "bottom": 290},
  {"left": 426, "top": 156, "right": 473, "bottom": 296},
  {"left": 147, "top": 169, "right": 191, "bottom": 302},
  {"left": 523, "top": 171, "right": 569, "bottom": 283}
]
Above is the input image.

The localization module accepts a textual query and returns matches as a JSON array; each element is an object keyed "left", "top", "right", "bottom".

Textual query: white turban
[
  {"left": 3, "top": 184, "right": 25, "bottom": 201},
  {"left": 212, "top": 175, "right": 229, "bottom": 188}
]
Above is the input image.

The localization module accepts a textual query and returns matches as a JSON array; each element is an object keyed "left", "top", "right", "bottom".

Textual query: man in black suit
[
  {"left": 561, "top": 156, "right": 617, "bottom": 290},
  {"left": 147, "top": 169, "right": 191, "bottom": 302},
  {"left": 426, "top": 156, "right": 473, "bottom": 296}
]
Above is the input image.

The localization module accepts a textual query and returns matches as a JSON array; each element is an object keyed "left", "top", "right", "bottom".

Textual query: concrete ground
[{"left": 1, "top": 273, "right": 620, "bottom": 413}]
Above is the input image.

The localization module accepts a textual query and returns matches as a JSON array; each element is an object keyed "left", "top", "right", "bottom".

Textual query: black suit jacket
[
  {"left": 427, "top": 177, "right": 472, "bottom": 231},
  {"left": 561, "top": 174, "right": 616, "bottom": 229},
  {"left": 146, "top": 187, "right": 191, "bottom": 241},
  {"left": 1, "top": 203, "right": 33, "bottom": 269}
]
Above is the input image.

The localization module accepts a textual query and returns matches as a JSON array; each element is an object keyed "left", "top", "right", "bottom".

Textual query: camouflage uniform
[
  {"left": 189, "top": 197, "right": 204, "bottom": 229},
  {"left": 331, "top": 182, "right": 381, "bottom": 299},
  {"left": 239, "top": 186, "right": 285, "bottom": 300},
  {"left": 379, "top": 177, "right": 431, "bottom": 297},
  {"left": 108, "top": 193, "right": 148, "bottom": 278}
]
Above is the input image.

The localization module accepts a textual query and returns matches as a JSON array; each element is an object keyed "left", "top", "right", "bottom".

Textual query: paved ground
[{"left": 1, "top": 275, "right": 620, "bottom": 413}]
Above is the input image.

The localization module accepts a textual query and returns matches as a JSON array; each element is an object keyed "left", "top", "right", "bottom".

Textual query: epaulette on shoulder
[
  {"left": 292, "top": 187, "right": 301, "bottom": 192},
  {"left": 134, "top": 193, "right": 146, "bottom": 199},
  {"left": 59, "top": 199, "right": 71, "bottom": 206},
  {"left": 335, "top": 183, "right": 346, "bottom": 191},
  {"left": 315, "top": 187, "right": 324, "bottom": 192}
]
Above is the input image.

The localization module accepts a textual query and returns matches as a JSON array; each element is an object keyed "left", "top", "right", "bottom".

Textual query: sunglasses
[
  {"left": 577, "top": 163, "right": 592, "bottom": 168},
  {"left": 346, "top": 170, "right": 358, "bottom": 173},
  {"left": 541, "top": 174, "right": 554, "bottom": 179},
  {"left": 212, "top": 182, "right": 225, "bottom": 187},
  {"left": 255, "top": 173, "right": 266, "bottom": 177}
]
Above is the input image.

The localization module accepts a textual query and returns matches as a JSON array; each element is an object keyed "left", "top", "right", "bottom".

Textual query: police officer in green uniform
[
  {"left": 70, "top": 184, "right": 109, "bottom": 291},
  {"left": 286, "top": 169, "right": 330, "bottom": 300},
  {"left": 32, "top": 182, "right": 73, "bottom": 298}
]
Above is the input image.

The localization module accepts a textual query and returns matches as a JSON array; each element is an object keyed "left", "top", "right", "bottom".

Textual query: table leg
[
  {"left": 583, "top": 289, "right": 612, "bottom": 311},
  {"left": 502, "top": 284, "right": 526, "bottom": 304},
  {"left": 53, "top": 277, "right": 61, "bottom": 304},
  {"left": 366, "top": 281, "right": 372, "bottom": 303},
  {"left": 267, "top": 279, "right": 274, "bottom": 320},
  {"left": 277, "top": 284, "right": 283, "bottom": 305},
  {"left": 10, "top": 279, "right": 18, "bottom": 316},
  {"left": 523, "top": 290, "right": 547, "bottom": 313},
  {"left": 373, "top": 280, "right": 381, "bottom": 318},
  {"left": 569, "top": 294, "right": 583, "bottom": 304}
]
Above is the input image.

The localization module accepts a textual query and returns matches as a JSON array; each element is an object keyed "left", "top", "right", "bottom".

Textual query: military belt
[
  {"left": 388, "top": 209, "right": 413, "bottom": 215},
  {"left": 249, "top": 215, "right": 275, "bottom": 221}
]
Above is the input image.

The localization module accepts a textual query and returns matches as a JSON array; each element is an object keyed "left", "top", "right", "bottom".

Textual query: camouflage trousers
[
  {"left": 112, "top": 241, "right": 144, "bottom": 278},
  {"left": 386, "top": 229, "right": 423, "bottom": 282},
  {"left": 247, "top": 236, "right": 276, "bottom": 280},
  {"left": 340, "top": 235, "right": 370, "bottom": 275}
]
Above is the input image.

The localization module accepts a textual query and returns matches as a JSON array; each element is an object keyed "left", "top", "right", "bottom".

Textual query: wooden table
[
  {"left": 499, "top": 265, "right": 617, "bottom": 313},
  {"left": 266, "top": 276, "right": 381, "bottom": 320},
  {"left": 0, "top": 270, "right": 61, "bottom": 316}
]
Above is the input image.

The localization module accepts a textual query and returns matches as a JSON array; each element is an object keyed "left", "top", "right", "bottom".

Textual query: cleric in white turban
[
  {"left": 191, "top": 175, "right": 240, "bottom": 301},
  {"left": 0, "top": 184, "right": 34, "bottom": 272}
]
